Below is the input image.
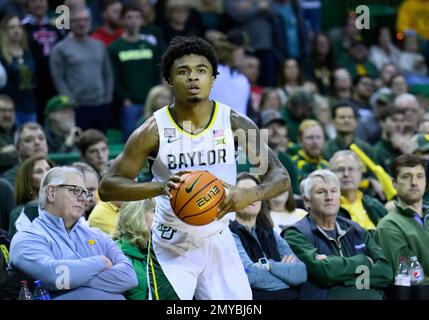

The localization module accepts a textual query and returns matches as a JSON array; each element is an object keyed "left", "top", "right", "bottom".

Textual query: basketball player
[{"left": 99, "top": 36, "right": 291, "bottom": 300}]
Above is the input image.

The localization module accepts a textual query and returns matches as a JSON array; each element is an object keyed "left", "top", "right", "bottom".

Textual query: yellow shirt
[
  {"left": 88, "top": 201, "right": 120, "bottom": 236},
  {"left": 340, "top": 191, "right": 376, "bottom": 230}
]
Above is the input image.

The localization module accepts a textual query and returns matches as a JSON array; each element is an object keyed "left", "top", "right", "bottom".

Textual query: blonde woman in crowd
[
  {"left": 137, "top": 84, "right": 173, "bottom": 126},
  {"left": 113, "top": 199, "right": 155, "bottom": 300}
]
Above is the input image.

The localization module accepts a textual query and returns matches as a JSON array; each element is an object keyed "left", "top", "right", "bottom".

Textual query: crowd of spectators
[{"left": 1, "top": 0, "right": 429, "bottom": 300}]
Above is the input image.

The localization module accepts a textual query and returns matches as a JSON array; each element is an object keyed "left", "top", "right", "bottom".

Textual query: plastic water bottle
[
  {"left": 410, "top": 256, "right": 425, "bottom": 285},
  {"left": 33, "top": 280, "right": 51, "bottom": 300},
  {"left": 18, "top": 280, "right": 33, "bottom": 300},
  {"left": 394, "top": 256, "right": 411, "bottom": 286}
]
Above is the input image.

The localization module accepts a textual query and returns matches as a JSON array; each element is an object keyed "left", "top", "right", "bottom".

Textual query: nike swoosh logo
[
  {"left": 185, "top": 175, "right": 202, "bottom": 193},
  {"left": 167, "top": 137, "right": 181, "bottom": 143}
]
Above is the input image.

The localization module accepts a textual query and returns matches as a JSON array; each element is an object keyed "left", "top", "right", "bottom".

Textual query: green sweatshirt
[
  {"left": 115, "top": 237, "right": 148, "bottom": 300},
  {"left": 373, "top": 139, "right": 402, "bottom": 175},
  {"left": 375, "top": 203, "right": 429, "bottom": 284},
  {"left": 108, "top": 37, "right": 161, "bottom": 104}
]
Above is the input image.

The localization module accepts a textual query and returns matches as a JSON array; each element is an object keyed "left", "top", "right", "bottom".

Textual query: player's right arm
[{"left": 99, "top": 116, "right": 185, "bottom": 201}]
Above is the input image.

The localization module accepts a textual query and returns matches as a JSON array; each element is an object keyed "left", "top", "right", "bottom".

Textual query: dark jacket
[{"left": 283, "top": 215, "right": 393, "bottom": 299}]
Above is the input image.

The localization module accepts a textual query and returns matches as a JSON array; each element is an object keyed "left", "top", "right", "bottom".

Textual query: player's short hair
[{"left": 161, "top": 36, "right": 219, "bottom": 83}]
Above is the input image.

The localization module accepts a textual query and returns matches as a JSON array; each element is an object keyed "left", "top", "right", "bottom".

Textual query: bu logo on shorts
[{"left": 157, "top": 224, "right": 176, "bottom": 240}]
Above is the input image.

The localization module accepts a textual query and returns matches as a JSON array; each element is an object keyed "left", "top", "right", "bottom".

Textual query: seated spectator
[
  {"left": 356, "top": 90, "right": 394, "bottom": 145},
  {"left": 352, "top": 75, "right": 374, "bottom": 120},
  {"left": 329, "top": 68, "right": 352, "bottom": 101},
  {"left": 390, "top": 74, "right": 409, "bottom": 96},
  {"left": 283, "top": 170, "right": 393, "bottom": 299},
  {"left": 368, "top": 27, "right": 401, "bottom": 71},
  {"left": 399, "top": 32, "right": 428, "bottom": 81},
  {"left": 229, "top": 173, "right": 307, "bottom": 300},
  {"left": 323, "top": 100, "right": 373, "bottom": 160},
  {"left": 43, "top": 95, "right": 81, "bottom": 153},
  {"left": 281, "top": 89, "right": 314, "bottom": 143},
  {"left": 259, "top": 88, "right": 283, "bottom": 113},
  {"left": 76, "top": 129, "right": 109, "bottom": 178},
  {"left": 374, "top": 107, "right": 407, "bottom": 174},
  {"left": 302, "top": 33, "right": 336, "bottom": 95},
  {"left": 71, "top": 162, "right": 99, "bottom": 219},
  {"left": 375, "top": 154, "right": 429, "bottom": 284},
  {"left": 2, "top": 122, "right": 48, "bottom": 188},
  {"left": 113, "top": 199, "right": 155, "bottom": 300},
  {"left": 292, "top": 119, "right": 329, "bottom": 182},
  {"left": 374, "top": 62, "right": 398, "bottom": 90},
  {"left": 338, "top": 35, "right": 378, "bottom": 81},
  {"left": 9, "top": 155, "right": 53, "bottom": 236},
  {"left": 394, "top": 93, "right": 422, "bottom": 136},
  {"left": 278, "top": 58, "right": 304, "bottom": 101},
  {"left": 268, "top": 187, "right": 307, "bottom": 234},
  {"left": 0, "top": 178, "right": 15, "bottom": 231},
  {"left": 9, "top": 166, "right": 138, "bottom": 300},
  {"left": 0, "top": 94, "right": 18, "bottom": 174},
  {"left": 330, "top": 150, "right": 387, "bottom": 230}
]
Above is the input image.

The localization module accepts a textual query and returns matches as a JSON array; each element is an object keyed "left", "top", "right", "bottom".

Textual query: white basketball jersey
[{"left": 151, "top": 101, "right": 237, "bottom": 237}]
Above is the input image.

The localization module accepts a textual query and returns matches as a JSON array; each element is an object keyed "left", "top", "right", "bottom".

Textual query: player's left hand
[{"left": 217, "top": 181, "right": 257, "bottom": 219}]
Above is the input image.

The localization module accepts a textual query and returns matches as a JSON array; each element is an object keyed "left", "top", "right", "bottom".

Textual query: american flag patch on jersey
[{"left": 213, "top": 129, "right": 224, "bottom": 137}]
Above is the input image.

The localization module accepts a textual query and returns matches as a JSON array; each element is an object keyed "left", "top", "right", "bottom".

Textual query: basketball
[{"left": 170, "top": 170, "right": 226, "bottom": 226}]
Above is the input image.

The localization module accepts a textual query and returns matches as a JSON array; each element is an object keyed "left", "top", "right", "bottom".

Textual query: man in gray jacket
[{"left": 50, "top": 6, "right": 113, "bottom": 133}]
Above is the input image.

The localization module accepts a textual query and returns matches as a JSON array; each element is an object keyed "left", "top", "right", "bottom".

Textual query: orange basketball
[{"left": 170, "top": 170, "right": 225, "bottom": 226}]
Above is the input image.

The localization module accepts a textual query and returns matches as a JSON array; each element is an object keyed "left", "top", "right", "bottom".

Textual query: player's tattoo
[{"left": 230, "top": 110, "right": 290, "bottom": 200}]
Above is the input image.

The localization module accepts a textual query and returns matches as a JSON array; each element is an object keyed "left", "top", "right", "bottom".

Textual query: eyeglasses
[{"left": 56, "top": 184, "right": 93, "bottom": 201}]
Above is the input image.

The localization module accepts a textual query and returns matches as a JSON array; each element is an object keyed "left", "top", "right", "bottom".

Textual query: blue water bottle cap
[{"left": 34, "top": 280, "right": 42, "bottom": 286}]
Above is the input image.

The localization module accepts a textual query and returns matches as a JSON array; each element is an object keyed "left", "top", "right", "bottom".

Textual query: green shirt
[
  {"left": 375, "top": 203, "right": 429, "bottom": 285},
  {"left": 292, "top": 149, "right": 329, "bottom": 182},
  {"left": 338, "top": 53, "right": 379, "bottom": 80},
  {"left": 115, "top": 237, "right": 148, "bottom": 300},
  {"left": 323, "top": 136, "right": 375, "bottom": 162},
  {"left": 108, "top": 38, "right": 161, "bottom": 104},
  {"left": 373, "top": 139, "right": 402, "bottom": 175}
]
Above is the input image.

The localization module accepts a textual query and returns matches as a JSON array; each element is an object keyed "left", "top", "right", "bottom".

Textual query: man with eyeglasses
[
  {"left": 0, "top": 95, "right": 18, "bottom": 175},
  {"left": 330, "top": 150, "right": 387, "bottom": 231},
  {"left": 9, "top": 166, "right": 137, "bottom": 299}
]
